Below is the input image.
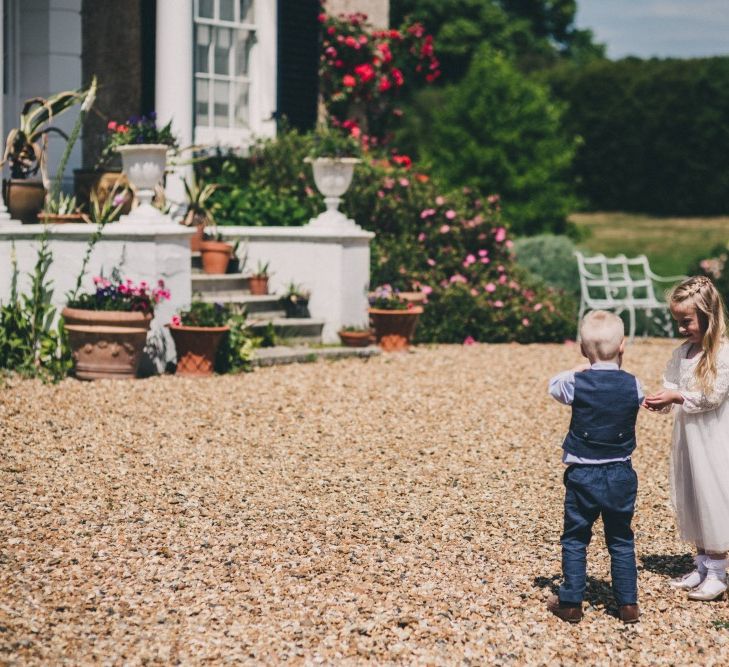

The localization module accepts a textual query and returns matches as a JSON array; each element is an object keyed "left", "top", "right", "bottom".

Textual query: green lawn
[{"left": 571, "top": 212, "right": 729, "bottom": 277}]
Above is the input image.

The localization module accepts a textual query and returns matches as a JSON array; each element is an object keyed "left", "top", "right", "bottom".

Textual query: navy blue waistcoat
[{"left": 562, "top": 369, "right": 640, "bottom": 460}]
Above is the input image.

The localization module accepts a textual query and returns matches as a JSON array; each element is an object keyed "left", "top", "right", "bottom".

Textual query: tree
[
  {"left": 390, "top": 0, "right": 604, "bottom": 79},
  {"left": 418, "top": 45, "right": 578, "bottom": 235}
]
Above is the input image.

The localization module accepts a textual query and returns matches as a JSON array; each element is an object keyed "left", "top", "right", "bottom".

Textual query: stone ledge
[{"left": 252, "top": 345, "right": 381, "bottom": 367}]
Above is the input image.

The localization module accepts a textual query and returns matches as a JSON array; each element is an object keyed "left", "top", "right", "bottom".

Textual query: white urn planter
[
  {"left": 116, "top": 144, "right": 170, "bottom": 223},
  {"left": 305, "top": 157, "right": 361, "bottom": 230}
]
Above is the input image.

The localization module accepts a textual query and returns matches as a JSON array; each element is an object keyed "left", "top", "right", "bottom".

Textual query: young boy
[{"left": 547, "top": 310, "right": 644, "bottom": 624}]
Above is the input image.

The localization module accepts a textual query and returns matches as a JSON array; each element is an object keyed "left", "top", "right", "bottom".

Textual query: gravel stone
[{"left": 2, "top": 340, "right": 727, "bottom": 664}]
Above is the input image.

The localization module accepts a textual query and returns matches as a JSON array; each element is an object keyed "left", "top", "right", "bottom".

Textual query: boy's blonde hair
[
  {"left": 669, "top": 276, "right": 728, "bottom": 393},
  {"left": 580, "top": 310, "right": 624, "bottom": 361}
]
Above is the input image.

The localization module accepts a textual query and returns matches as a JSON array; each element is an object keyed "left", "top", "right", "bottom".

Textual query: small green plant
[
  {"left": 216, "top": 311, "right": 260, "bottom": 373},
  {"left": 340, "top": 325, "right": 370, "bottom": 332},
  {"left": 101, "top": 113, "right": 178, "bottom": 165},
  {"left": 42, "top": 192, "right": 80, "bottom": 216},
  {"left": 182, "top": 178, "right": 219, "bottom": 229},
  {"left": 369, "top": 284, "right": 411, "bottom": 310},
  {"left": 253, "top": 260, "right": 270, "bottom": 278},
  {"left": 171, "top": 301, "right": 230, "bottom": 328},
  {"left": 307, "top": 125, "right": 361, "bottom": 159}
]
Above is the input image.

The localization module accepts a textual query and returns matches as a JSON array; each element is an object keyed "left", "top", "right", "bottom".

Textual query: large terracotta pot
[
  {"left": 369, "top": 306, "right": 423, "bottom": 352},
  {"left": 248, "top": 276, "right": 269, "bottom": 295},
  {"left": 200, "top": 240, "right": 233, "bottom": 274},
  {"left": 62, "top": 307, "right": 152, "bottom": 380},
  {"left": 168, "top": 324, "right": 230, "bottom": 377},
  {"left": 3, "top": 179, "right": 46, "bottom": 224}
]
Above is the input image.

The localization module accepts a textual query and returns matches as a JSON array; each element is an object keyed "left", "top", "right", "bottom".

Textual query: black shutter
[{"left": 277, "top": 0, "right": 319, "bottom": 131}]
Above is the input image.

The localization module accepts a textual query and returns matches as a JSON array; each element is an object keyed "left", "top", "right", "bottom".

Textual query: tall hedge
[{"left": 547, "top": 57, "right": 729, "bottom": 215}]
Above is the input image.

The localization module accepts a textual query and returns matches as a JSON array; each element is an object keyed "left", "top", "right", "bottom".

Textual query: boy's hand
[
  {"left": 643, "top": 390, "right": 683, "bottom": 411},
  {"left": 571, "top": 362, "right": 591, "bottom": 373}
]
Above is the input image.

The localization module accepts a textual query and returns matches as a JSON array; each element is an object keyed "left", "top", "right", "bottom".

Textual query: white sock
[
  {"left": 705, "top": 557, "right": 727, "bottom": 581},
  {"left": 695, "top": 554, "right": 708, "bottom": 575}
]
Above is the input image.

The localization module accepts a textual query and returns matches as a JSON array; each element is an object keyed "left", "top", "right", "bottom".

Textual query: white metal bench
[{"left": 575, "top": 251, "right": 686, "bottom": 340}]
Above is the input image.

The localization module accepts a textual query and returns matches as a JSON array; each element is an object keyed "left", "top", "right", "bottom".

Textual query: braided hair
[{"left": 669, "top": 276, "right": 728, "bottom": 393}]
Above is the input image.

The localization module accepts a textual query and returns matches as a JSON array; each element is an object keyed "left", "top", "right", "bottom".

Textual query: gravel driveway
[{"left": 2, "top": 340, "right": 728, "bottom": 664}]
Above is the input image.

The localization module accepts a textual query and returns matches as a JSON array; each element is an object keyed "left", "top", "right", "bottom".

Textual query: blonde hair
[
  {"left": 580, "top": 310, "right": 624, "bottom": 361},
  {"left": 669, "top": 276, "right": 728, "bottom": 393}
]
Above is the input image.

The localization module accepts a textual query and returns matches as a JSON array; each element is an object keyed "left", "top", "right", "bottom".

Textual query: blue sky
[{"left": 575, "top": 0, "right": 729, "bottom": 59}]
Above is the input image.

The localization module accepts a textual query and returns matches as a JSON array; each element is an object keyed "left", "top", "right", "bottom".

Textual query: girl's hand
[{"left": 643, "top": 390, "right": 684, "bottom": 411}]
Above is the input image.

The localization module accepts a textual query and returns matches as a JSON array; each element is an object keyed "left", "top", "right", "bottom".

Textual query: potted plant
[
  {"left": 104, "top": 113, "right": 178, "bottom": 221},
  {"left": 168, "top": 302, "right": 230, "bottom": 377},
  {"left": 248, "top": 260, "right": 270, "bottom": 295},
  {"left": 338, "top": 325, "right": 372, "bottom": 348},
  {"left": 62, "top": 274, "right": 170, "bottom": 380},
  {"left": 305, "top": 125, "right": 361, "bottom": 228},
  {"left": 279, "top": 282, "right": 311, "bottom": 318},
  {"left": 199, "top": 228, "right": 234, "bottom": 275},
  {"left": 368, "top": 284, "right": 423, "bottom": 352},
  {"left": 2, "top": 85, "right": 90, "bottom": 223},
  {"left": 182, "top": 177, "right": 219, "bottom": 251},
  {"left": 227, "top": 239, "right": 245, "bottom": 274},
  {"left": 37, "top": 193, "right": 85, "bottom": 224}
]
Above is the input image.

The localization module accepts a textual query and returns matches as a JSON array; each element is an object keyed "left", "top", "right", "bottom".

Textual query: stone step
[
  {"left": 191, "top": 273, "right": 251, "bottom": 293},
  {"left": 248, "top": 317, "right": 325, "bottom": 344},
  {"left": 252, "top": 345, "right": 381, "bottom": 367},
  {"left": 194, "top": 292, "right": 283, "bottom": 316}
]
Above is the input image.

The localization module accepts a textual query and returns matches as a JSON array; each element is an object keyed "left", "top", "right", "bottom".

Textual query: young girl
[{"left": 644, "top": 276, "right": 729, "bottom": 601}]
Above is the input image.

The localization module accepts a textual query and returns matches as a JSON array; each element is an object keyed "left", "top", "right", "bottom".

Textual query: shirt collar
[{"left": 591, "top": 362, "right": 620, "bottom": 370}]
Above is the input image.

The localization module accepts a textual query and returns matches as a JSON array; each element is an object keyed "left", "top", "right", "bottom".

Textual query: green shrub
[
  {"left": 415, "top": 280, "right": 575, "bottom": 344},
  {"left": 512, "top": 234, "right": 580, "bottom": 296},
  {"left": 416, "top": 45, "right": 578, "bottom": 235},
  {"left": 547, "top": 56, "right": 729, "bottom": 215}
]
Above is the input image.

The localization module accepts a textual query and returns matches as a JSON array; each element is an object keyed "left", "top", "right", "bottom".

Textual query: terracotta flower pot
[
  {"left": 369, "top": 306, "right": 423, "bottom": 352},
  {"left": 62, "top": 307, "right": 152, "bottom": 380},
  {"left": 3, "top": 179, "right": 46, "bottom": 224},
  {"left": 37, "top": 212, "right": 87, "bottom": 224},
  {"left": 168, "top": 324, "right": 230, "bottom": 376},
  {"left": 248, "top": 275, "right": 269, "bottom": 295},
  {"left": 188, "top": 223, "right": 205, "bottom": 252},
  {"left": 338, "top": 330, "right": 372, "bottom": 347},
  {"left": 200, "top": 240, "right": 233, "bottom": 274}
]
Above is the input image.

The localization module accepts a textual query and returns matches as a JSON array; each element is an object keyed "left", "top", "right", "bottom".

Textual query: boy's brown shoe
[
  {"left": 618, "top": 604, "right": 640, "bottom": 623},
  {"left": 547, "top": 595, "right": 583, "bottom": 623}
]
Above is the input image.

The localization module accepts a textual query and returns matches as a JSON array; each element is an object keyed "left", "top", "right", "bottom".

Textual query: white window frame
[{"left": 193, "top": 0, "right": 276, "bottom": 148}]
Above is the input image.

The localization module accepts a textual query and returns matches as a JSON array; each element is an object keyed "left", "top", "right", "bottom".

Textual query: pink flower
[
  {"left": 522, "top": 318, "right": 530, "bottom": 326},
  {"left": 487, "top": 194, "right": 500, "bottom": 204},
  {"left": 383, "top": 177, "right": 395, "bottom": 189},
  {"left": 497, "top": 265, "right": 505, "bottom": 273},
  {"left": 445, "top": 209, "right": 456, "bottom": 220},
  {"left": 449, "top": 274, "right": 467, "bottom": 284},
  {"left": 171, "top": 314, "right": 182, "bottom": 326},
  {"left": 498, "top": 274, "right": 507, "bottom": 285},
  {"left": 534, "top": 303, "right": 543, "bottom": 312},
  {"left": 505, "top": 240, "right": 514, "bottom": 249},
  {"left": 435, "top": 196, "right": 445, "bottom": 206},
  {"left": 493, "top": 300, "right": 504, "bottom": 308},
  {"left": 343, "top": 74, "right": 356, "bottom": 87},
  {"left": 439, "top": 224, "right": 450, "bottom": 234},
  {"left": 485, "top": 282, "right": 496, "bottom": 293},
  {"left": 426, "top": 258, "right": 436, "bottom": 266},
  {"left": 399, "top": 177, "right": 409, "bottom": 187},
  {"left": 462, "top": 254, "right": 476, "bottom": 267},
  {"left": 417, "top": 232, "right": 426, "bottom": 242},
  {"left": 470, "top": 288, "right": 479, "bottom": 296},
  {"left": 377, "top": 190, "right": 385, "bottom": 198},
  {"left": 421, "top": 285, "right": 433, "bottom": 295},
  {"left": 480, "top": 257, "right": 490, "bottom": 264},
  {"left": 494, "top": 227, "right": 507, "bottom": 243},
  {"left": 354, "top": 63, "right": 375, "bottom": 83},
  {"left": 463, "top": 336, "right": 476, "bottom": 346},
  {"left": 420, "top": 208, "right": 436, "bottom": 219},
  {"left": 478, "top": 249, "right": 488, "bottom": 257}
]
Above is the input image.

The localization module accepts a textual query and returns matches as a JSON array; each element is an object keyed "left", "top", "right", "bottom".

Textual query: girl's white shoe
[
  {"left": 687, "top": 576, "right": 727, "bottom": 601},
  {"left": 669, "top": 569, "right": 705, "bottom": 590}
]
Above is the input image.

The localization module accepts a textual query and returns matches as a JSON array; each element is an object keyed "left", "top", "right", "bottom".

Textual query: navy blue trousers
[{"left": 559, "top": 461, "right": 638, "bottom": 606}]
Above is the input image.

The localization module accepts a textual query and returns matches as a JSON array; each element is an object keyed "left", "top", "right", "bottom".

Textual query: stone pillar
[{"left": 155, "top": 0, "right": 193, "bottom": 213}]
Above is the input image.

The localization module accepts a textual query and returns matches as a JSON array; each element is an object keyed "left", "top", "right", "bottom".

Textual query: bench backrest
[{"left": 575, "top": 251, "right": 662, "bottom": 306}]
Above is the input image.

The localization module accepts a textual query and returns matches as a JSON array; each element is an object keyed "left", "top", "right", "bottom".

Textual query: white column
[
  {"left": 0, "top": 0, "right": 11, "bottom": 222},
  {"left": 155, "top": 0, "right": 194, "bottom": 216}
]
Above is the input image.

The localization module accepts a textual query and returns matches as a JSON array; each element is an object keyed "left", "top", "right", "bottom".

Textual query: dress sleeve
[
  {"left": 662, "top": 346, "right": 682, "bottom": 390},
  {"left": 680, "top": 345, "right": 729, "bottom": 414}
]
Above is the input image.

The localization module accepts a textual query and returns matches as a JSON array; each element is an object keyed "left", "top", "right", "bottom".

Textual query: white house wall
[{"left": 17, "top": 0, "right": 83, "bottom": 189}]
